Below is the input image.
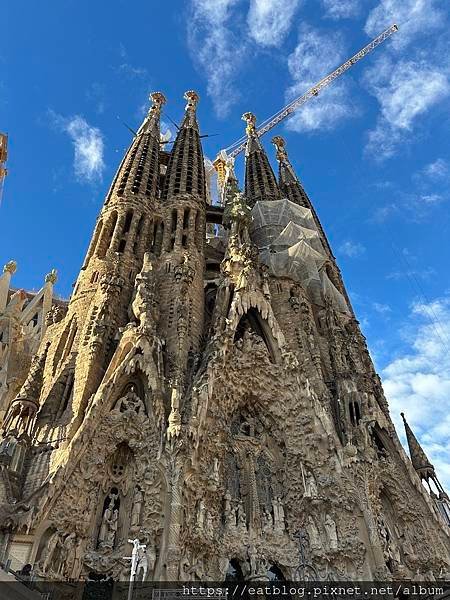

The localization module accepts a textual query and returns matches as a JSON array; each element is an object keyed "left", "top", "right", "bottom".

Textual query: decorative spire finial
[
  {"left": 3, "top": 260, "right": 17, "bottom": 275},
  {"left": 401, "top": 412, "right": 435, "bottom": 476},
  {"left": 45, "top": 269, "right": 58, "bottom": 285},
  {"left": 184, "top": 90, "right": 199, "bottom": 112},
  {"left": 242, "top": 112, "right": 257, "bottom": 137},
  {"left": 149, "top": 91, "right": 166, "bottom": 114},
  {"left": 271, "top": 136, "right": 288, "bottom": 162}
]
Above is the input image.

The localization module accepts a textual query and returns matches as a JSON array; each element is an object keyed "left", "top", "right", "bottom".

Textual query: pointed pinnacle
[
  {"left": 149, "top": 91, "right": 167, "bottom": 114},
  {"left": 271, "top": 136, "right": 288, "bottom": 162},
  {"left": 242, "top": 112, "right": 257, "bottom": 137},
  {"left": 184, "top": 90, "right": 200, "bottom": 112},
  {"left": 401, "top": 412, "right": 435, "bottom": 475}
]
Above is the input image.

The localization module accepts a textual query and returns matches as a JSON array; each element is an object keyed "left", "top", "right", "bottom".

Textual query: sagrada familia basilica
[{"left": 0, "top": 91, "right": 449, "bottom": 583}]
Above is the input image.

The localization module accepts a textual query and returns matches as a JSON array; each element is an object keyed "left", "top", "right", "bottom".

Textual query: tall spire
[
  {"left": 107, "top": 91, "right": 166, "bottom": 201},
  {"left": 401, "top": 412, "right": 435, "bottom": 479},
  {"left": 271, "top": 135, "right": 336, "bottom": 260},
  {"left": 242, "top": 112, "right": 281, "bottom": 207},
  {"left": 163, "top": 91, "right": 206, "bottom": 200},
  {"left": 272, "top": 135, "right": 311, "bottom": 208}
]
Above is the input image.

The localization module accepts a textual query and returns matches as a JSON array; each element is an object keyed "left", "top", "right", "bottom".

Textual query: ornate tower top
[
  {"left": 106, "top": 90, "right": 164, "bottom": 202},
  {"left": 271, "top": 135, "right": 288, "bottom": 162},
  {"left": 45, "top": 269, "right": 58, "bottom": 285},
  {"left": 162, "top": 91, "right": 205, "bottom": 199},
  {"left": 271, "top": 135, "right": 308, "bottom": 206},
  {"left": 184, "top": 90, "right": 200, "bottom": 112},
  {"left": 242, "top": 112, "right": 257, "bottom": 137},
  {"left": 242, "top": 113, "right": 280, "bottom": 207},
  {"left": 149, "top": 91, "right": 166, "bottom": 112},
  {"left": 3, "top": 260, "right": 17, "bottom": 275},
  {"left": 401, "top": 412, "right": 435, "bottom": 478}
]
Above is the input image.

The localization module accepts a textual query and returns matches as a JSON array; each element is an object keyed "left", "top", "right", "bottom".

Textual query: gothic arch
[
  {"left": 233, "top": 307, "right": 282, "bottom": 364},
  {"left": 108, "top": 373, "right": 150, "bottom": 417}
]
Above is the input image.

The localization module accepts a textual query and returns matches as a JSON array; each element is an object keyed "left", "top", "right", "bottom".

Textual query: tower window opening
[
  {"left": 118, "top": 238, "right": 127, "bottom": 253},
  {"left": 123, "top": 210, "right": 133, "bottom": 234},
  {"left": 183, "top": 208, "right": 190, "bottom": 229},
  {"left": 90, "top": 271, "right": 99, "bottom": 284},
  {"left": 349, "top": 400, "right": 361, "bottom": 426},
  {"left": 97, "top": 211, "right": 118, "bottom": 258},
  {"left": 85, "top": 219, "right": 103, "bottom": 265},
  {"left": 169, "top": 209, "right": 177, "bottom": 250},
  {"left": 133, "top": 215, "right": 144, "bottom": 253}
]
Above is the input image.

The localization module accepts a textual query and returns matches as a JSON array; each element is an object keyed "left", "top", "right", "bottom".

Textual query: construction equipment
[
  {"left": 213, "top": 24, "right": 398, "bottom": 192},
  {"left": 0, "top": 133, "right": 8, "bottom": 204}
]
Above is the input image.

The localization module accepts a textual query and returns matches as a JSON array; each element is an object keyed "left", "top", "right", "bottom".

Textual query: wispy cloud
[
  {"left": 338, "top": 239, "right": 366, "bottom": 257},
  {"left": 187, "top": 0, "right": 303, "bottom": 117},
  {"left": 321, "top": 0, "right": 361, "bottom": 20},
  {"left": 247, "top": 0, "right": 301, "bottom": 47},
  {"left": 362, "top": 0, "right": 450, "bottom": 160},
  {"left": 285, "top": 25, "right": 357, "bottom": 133},
  {"left": 116, "top": 43, "right": 148, "bottom": 80},
  {"left": 363, "top": 57, "right": 450, "bottom": 160},
  {"left": 188, "top": 0, "right": 245, "bottom": 118},
  {"left": 386, "top": 266, "right": 435, "bottom": 281},
  {"left": 381, "top": 296, "right": 450, "bottom": 489},
  {"left": 365, "top": 0, "right": 446, "bottom": 51},
  {"left": 372, "top": 301, "right": 391, "bottom": 315},
  {"left": 50, "top": 112, "right": 105, "bottom": 184},
  {"left": 422, "top": 158, "right": 449, "bottom": 181}
]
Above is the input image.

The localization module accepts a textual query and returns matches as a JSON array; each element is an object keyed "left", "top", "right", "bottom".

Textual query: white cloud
[
  {"left": 188, "top": 0, "right": 246, "bottom": 118},
  {"left": 247, "top": 0, "right": 301, "bottom": 47},
  {"left": 386, "top": 266, "right": 435, "bottom": 281},
  {"left": 321, "top": 0, "right": 361, "bottom": 20},
  {"left": 373, "top": 302, "right": 391, "bottom": 314},
  {"left": 365, "top": 0, "right": 446, "bottom": 51},
  {"left": 362, "top": 0, "right": 450, "bottom": 160},
  {"left": 339, "top": 239, "right": 366, "bottom": 257},
  {"left": 285, "top": 25, "right": 356, "bottom": 133},
  {"left": 381, "top": 296, "right": 450, "bottom": 489},
  {"left": 423, "top": 158, "right": 449, "bottom": 181},
  {"left": 364, "top": 57, "right": 450, "bottom": 159},
  {"left": 50, "top": 112, "right": 105, "bottom": 184}
]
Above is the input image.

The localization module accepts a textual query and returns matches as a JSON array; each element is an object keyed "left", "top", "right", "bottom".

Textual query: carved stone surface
[{"left": 0, "top": 92, "right": 449, "bottom": 583}]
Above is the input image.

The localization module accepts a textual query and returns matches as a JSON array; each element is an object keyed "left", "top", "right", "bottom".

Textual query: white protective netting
[{"left": 251, "top": 199, "right": 349, "bottom": 313}]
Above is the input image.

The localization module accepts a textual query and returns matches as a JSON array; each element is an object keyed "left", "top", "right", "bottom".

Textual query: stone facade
[{"left": 0, "top": 91, "right": 449, "bottom": 583}]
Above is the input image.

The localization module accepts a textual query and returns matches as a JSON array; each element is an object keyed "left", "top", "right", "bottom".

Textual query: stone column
[{"left": 0, "top": 261, "right": 16, "bottom": 312}]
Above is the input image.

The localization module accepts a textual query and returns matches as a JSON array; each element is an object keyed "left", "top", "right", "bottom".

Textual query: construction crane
[
  {"left": 213, "top": 24, "right": 398, "bottom": 191},
  {"left": 0, "top": 133, "right": 8, "bottom": 204}
]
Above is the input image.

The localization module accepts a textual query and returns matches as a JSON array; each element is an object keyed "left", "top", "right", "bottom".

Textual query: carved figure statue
[
  {"left": 71, "top": 537, "right": 84, "bottom": 579},
  {"left": 224, "top": 490, "right": 233, "bottom": 525},
  {"left": 107, "top": 509, "right": 119, "bottom": 545},
  {"left": 304, "top": 471, "right": 318, "bottom": 498},
  {"left": 197, "top": 499, "right": 206, "bottom": 529},
  {"left": 117, "top": 386, "right": 145, "bottom": 414},
  {"left": 131, "top": 487, "right": 144, "bottom": 528},
  {"left": 324, "top": 514, "right": 338, "bottom": 550},
  {"left": 306, "top": 516, "right": 322, "bottom": 551},
  {"left": 42, "top": 531, "right": 61, "bottom": 574},
  {"left": 99, "top": 496, "right": 119, "bottom": 548},
  {"left": 59, "top": 532, "right": 76, "bottom": 578},
  {"left": 136, "top": 546, "right": 148, "bottom": 581},
  {"left": 262, "top": 507, "right": 273, "bottom": 532},
  {"left": 237, "top": 500, "right": 247, "bottom": 529},
  {"left": 272, "top": 496, "right": 286, "bottom": 532}
]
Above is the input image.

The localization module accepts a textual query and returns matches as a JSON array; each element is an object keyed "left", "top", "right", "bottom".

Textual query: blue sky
[{"left": 2, "top": 0, "right": 450, "bottom": 486}]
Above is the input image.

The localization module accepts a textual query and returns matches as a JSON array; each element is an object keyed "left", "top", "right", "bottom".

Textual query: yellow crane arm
[{"left": 214, "top": 23, "right": 398, "bottom": 181}]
